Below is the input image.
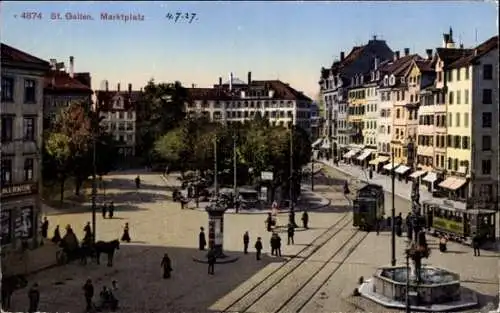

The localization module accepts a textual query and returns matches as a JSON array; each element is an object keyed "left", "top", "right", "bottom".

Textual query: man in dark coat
[
  {"left": 207, "top": 249, "right": 216, "bottom": 275},
  {"left": 406, "top": 213, "right": 413, "bottom": 241},
  {"left": 28, "top": 283, "right": 40, "bottom": 313},
  {"left": 270, "top": 233, "right": 278, "bottom": 256},
  {"left": 287, "top": 223, "right": 295, "bottom": 245},
  {"left": 161, "top": 253, "right": 173, "bottom": 278},
  {"left": 199, "top": 227, "right": 207, "bottom": 251},
  {"left": 135, "top": 176, "right": 141, "bottom": 189},
  {"left": 255, "top": 237, "right": 263, "bottom": 260},
  {"left": 266, "top": 213, "right": 273, "bottom": 232},
  {"left": 83, "top": 279, "right": 94, "bottom": 312},
  {"left": 472, "top": 233, "right": 481, "bottom": 256},
  {"left": 243, "top": 231, "right": 250, "bottom": 254},
  {"left": 301, "top": 211, "right": 309, "bottom": 229},
  {"left": 41, "top": 217, "right": 49, "bottom": 238},
  {"left": 102, "top": 204, "right": 107, "bottom": 219},
  {"left": 108, "top": 202, "right": 114, "bottom": 219},
  {"left": 276, "top": 233, "right": 282, "bottom": 256},
  {"left": 395, "top": 213, "right": 403, "bottom": 237}
]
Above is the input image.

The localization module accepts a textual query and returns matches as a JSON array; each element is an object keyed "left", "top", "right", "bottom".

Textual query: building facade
[
  {"left": 184, "top": 73, "right": 313, "bottom": 130},
  {"left": 1, "top": 43, "right": 50, "bottom": 251},
  {"left": 43, "top": 56, "right": 92, "bottom": 129},
  {"left": 95, "top": 82, "right": 141, "bottom": 158}
]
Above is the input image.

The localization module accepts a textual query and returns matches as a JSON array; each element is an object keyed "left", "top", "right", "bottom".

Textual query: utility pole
[
  {"left": 311, "top": 157, "right": 315, "bottom": 191},
  {"left": 405, "top": 250, "right": 411, "bottom": 313},
  {"left": 391, "top": 150, "right": 396, "bottom": 266},
  {"left": 91, "top": 115, "right": 97, "bottom": 244},
  {"left": 233, "top": 135, "right": 237, "bottom": 197},
  {"left": 214, "top": 135, "right": 219, "bottom": 197},
  {"left": 289, "top": 125, "right": 297, "bottom": 227}
]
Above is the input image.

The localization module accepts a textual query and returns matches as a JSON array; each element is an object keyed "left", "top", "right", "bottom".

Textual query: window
[
  {"left": 456, "top": 68, "right": 461, "bottom": 81},
  {"left": 455, "top": 113, "right": 460, "bottom": 127},
  {"left": 1, "top": 115, "right": 13, "bottom": 142},
  {"left": 464, "top": 89, "right": 469, "bottom": 104},
  {"left": 127, "top": 112, "right": 133, "bottom": 119},
  {"left": 462, "top": 136, "right": 470, "bottom": 149},
  {"left": 1, "top": 77, "right": 14, "bottom": 101},
  {"left": 482, "top": 89, "right": 492, "bottom": 104},
  {"left": 465, "top": 67, "right": 470, "bottom": 80},
  {"left": 448, "top": 91, "right": 454, "bottom": 104},
  {"left": 126, "top": 134, "right": 133, "bottom": 142},
  {"left": 126, "top": 122, "right": 133, "bottom": 131},
  {"left": 447, "top": 71, "right": 453, "bottom": 82},
  {"left": 464, "top": 113, "right": 469, "bottom": 127},
  {"left": 1, "top": 159, "right": 12, "bottom": 187},
  {"left": 24, "top": 158, "right": 34, "bottom": 181},
  {"left": 483, "top": 64, "right": 493, "bottom": 80},
  {"left": 456, "top": 90, "right": 461, "bottom": 104},
  {"left": 119, "top": 112, "right": 124, "bottom": 119},
  {"left": 482, "top": 159, "right": 491, "bottom": 175},
  {"left": 482, "top": 112, "right": 492, "bottom": 128},
  {"left": 396, "top": 109, "right": 400, "bottom": 118},
  {"left": 24, "top": 79, "right": 36, "bottom": 103},
  {"left": 23, "top": 117, "right": 35, "bottom": 141},
  {"left": 448, "top": 113, "right": 452, "bottom": 126},
  {"left": 482, "top": 136, "right": 491, "bottom": 151}
]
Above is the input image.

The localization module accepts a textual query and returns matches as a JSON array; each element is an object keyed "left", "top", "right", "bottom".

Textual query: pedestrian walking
[
  {"left": 243, "top": 231, "right": 250, "bottom": 254},
  {"left": 287, "top": 223, "right": 295, "bottom": 245},
  {"left": 27, "top": 283, "right": 40, "bottom": 313},
  {"left": 472, "top": 233, "right": 481, "bottom": 256},
  {"left": 375, "top": 217, "right": 381, "bottom": 235},
  {"left": 121, "top": 223, "right": 131, "bottom": 243},
  {"left": 207, "top": 249, "right": 216, "bottom": 275},
  {"left": 52, "top": 225, "right": 61, "bottom": 243},
  {"left": 83, "top": 222, "right": 92, "bottom": 244},
  {"left": 102, "top": 204, "right": 107, "bottom": 219},
  {"left": 406, "top": 213, "right": 413, "bottom": 241},
  {"left": 276, "top": 233, "right": 282, "bottom": 256},
  {"left": 83, "top": 279, "right": 94, "bottom": 312},
  {"left": 199, "top": 227, "right": 207, "bottom": 251},
  {"left": 301, "top": 211, "right": 309, "bottom": 229},
  {"left": 41, "top": 217, "right": 49, "bottom": 238},
  {"left": 255, "top": 237, "right": 263, "bottom": 260},
  {"left": 135, "top": 176, "right": 141, "bottom": 189},
  {"left": 270, "top": 233, "right": 278, "bottom": 256},
  {"left": 265, "top": 213, "right": 273, "bottom": 232},
  {"left": 161, "top": 253, "right": 173, "bottom": 279},
  {"left": 108, "top": 202, "right": 114, "bottom": 219},
  {"left": 395, "top": 213, "right": 403, "bottom": 237}
]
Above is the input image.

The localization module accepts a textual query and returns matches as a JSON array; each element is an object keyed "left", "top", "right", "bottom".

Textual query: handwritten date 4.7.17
[{"left": 166, "top": 12, "right": 197, "bottom": 23}]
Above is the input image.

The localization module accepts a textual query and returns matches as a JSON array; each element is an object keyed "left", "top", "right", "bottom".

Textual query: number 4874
[{"left": 21, "top": 12, "right": 42, "bottom": 19}]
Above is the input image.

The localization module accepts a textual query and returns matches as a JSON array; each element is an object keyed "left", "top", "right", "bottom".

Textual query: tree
[
  {"left": 44, "top": 132, "right": 71, "bottom": 204},
  {"left": 136, "top": 80, "right": 189, "bottom": 161},
  {"left": 154, "top": 127, "right": 186, "bottom": 169}
]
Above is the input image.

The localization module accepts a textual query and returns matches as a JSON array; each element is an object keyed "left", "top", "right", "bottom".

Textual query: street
[{"left": 8, "top": 168, "right": 499, "bottom": 313}]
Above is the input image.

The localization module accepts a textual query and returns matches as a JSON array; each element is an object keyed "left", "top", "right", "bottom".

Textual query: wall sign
[
  {"left": 1, "top": 183, "right": 37, "bottom": 199},
  {"left": 14, "top": 206, "right": 33, "bottom": 239},
  {"left": 1, "top": 210, "right": 12, "bottom": 245}
]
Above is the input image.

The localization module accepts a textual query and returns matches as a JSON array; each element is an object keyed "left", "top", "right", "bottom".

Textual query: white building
[
  {"left": 1, "top": 43, "right": 50, "bottom": 251},
  {"left": 185, "top": 73, "right": 312, "bottom": 131}
]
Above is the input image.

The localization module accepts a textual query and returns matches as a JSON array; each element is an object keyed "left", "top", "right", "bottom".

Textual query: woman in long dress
[{"left": 121, "top": 223, "right": 131, "bottom": 242}]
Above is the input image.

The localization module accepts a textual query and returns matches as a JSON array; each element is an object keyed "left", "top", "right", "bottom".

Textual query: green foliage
[
  {"left": 154, "top": 127, "right": 185, "bottom": 165},
  {"left": 45, "top": 132, "right": 71, "bottom": 164}
]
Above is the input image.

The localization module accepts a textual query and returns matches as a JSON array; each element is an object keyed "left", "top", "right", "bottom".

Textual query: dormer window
[
  {"left": 113, "top": 96, "right": 124, "bottom": 109},
  {"left": 383, "top": 75, "right": 389, "bottom": 86},
  {"left": 360, "top": 76, "right": 364, "bottom": 84},
  {"left": 371, "top": 72, "right": 375, "bottom": 81},
  {"left": 401, "top": 77, "right": 405, "bottom": 83},
  {"left": 376, "top": 71, "right": 380, "bottom": 80},
  {"left": 389, "top": 75, "right": 396, "bottom": 86}
]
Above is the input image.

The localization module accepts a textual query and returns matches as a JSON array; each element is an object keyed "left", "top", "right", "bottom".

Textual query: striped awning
[
  {"left": 439, "top": 176, "right": 467, "bottom": 190},
  {"left": 356, "top": 149, "right": 372, "bottom": 161}
]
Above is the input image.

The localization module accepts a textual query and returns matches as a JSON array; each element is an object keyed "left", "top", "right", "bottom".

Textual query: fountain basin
[{"left": 359, "top": 265, "right": 478, "bottom": 312}]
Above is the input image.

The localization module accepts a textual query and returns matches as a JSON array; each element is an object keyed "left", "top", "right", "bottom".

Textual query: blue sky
[{"left": 1, "top": 1, "right": 497, "bottom": 98}]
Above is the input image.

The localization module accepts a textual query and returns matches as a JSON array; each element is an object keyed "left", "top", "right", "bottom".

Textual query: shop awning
[
  {"left": 321, "top": 140, "right": 331, "bottom": 149},
  {"left": 395, "top": 165, "right": 411, "bottom": 174},
  {"left": 369, "top": 156, "right": 390, "bottom": 165},
  {"left": 356, "top": 149, "right": 372, "bottom": 161},
  {"left": 383, "top": 162, "right": 400, "bottom": 171},
  {"left": 410, "top": 170, "right": 427, "bottom": 178},
  {"left": 343, "top": 149, "right": 358, "bottom": 159},
  {"left": 312, "top": 138, "right": 323, "bottom": 148},
  {"left": 422, "top": 172, "right": 437, "bottom": 183},
  {"left": 439, "top": 176, "right": 467, "bottom": 190},
  {"left": 457, "top": 166, "right": 468, "bottom": 175}
]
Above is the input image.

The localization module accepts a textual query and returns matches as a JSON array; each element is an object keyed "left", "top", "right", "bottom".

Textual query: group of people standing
[{"left": 83, "top": 278, "right": 119, "bottom": 312}]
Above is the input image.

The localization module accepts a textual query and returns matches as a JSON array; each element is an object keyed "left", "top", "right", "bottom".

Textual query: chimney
[
  {"left": 425, "top": 49, "right": 433, "bottom": 60},
  {"left": 374, "top": 57, "right": 379, "bottom": 70},
  {"left": 219, "top": 77, "right": 222, "bottom": 87},
  {"left": 69, "top": 56, "right": 74, "bottom": 78},
  {"left": 372, "top": 35, "right": 377, "bottom": 41},
  {"left": 443, "top": 34, "right": 450, "bottom": 48},
  {"left": 192, "top": 83, "right": 195, "bottom": 88},
  {"left": 404, "top": 48, "right": 410, "bottom": 56},
  {"left": 117, "top": 83, "right": 120, "bottom": 91},
  {"left": 105, "top": 80, "right": 109, "bottom": 91},
  {"left": 248, "top": 71, "right": 252, "bottom": 85},
  {"left": 49, "top": 59, "right": 57, "bottom": 70},
  {"left": 460, "top": 43, "right": 464, "bottom": 48},
  {"left": 128, "top": 83, "right": 132, "bottom": 93},
  {"left": 394, "top": 51, "right": 400, "bottom": 61},
  {"left": 229, "top": 72, "right": 233, "bottom": 91},
  {"left": 340, "top": 51, "right": 345, "bottom": 61}
]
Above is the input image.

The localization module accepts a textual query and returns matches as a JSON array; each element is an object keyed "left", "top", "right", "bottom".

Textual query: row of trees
[{"left": 43, "top": 102, "right": 118, "bottom": 203}]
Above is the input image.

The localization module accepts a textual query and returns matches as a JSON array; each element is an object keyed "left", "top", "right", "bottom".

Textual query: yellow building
[{"left": 347, "top": 83, "right": 366, "bottom": 146}]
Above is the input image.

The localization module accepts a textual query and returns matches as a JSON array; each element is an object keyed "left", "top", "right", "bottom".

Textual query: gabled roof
[
  {"left": 448, "top": 35, "right": 499, "bottom": 69},
  {"left": 1, "top": 43, "right": 50, "bottom": 70},
  {"left": 44, "top": 70, "right": 93, "bottom": 93},
  {"left": 414, "top": 59, "right": 435, "bottom": 73},
  {"left": 377, "top": 55, "right": 421, "bottom": 88},
  {"left": 95, "top": 90, "right": 142, "bottom": 111},
  {"left": 435, "top": 47, "right": 473, "bottom": 66}
]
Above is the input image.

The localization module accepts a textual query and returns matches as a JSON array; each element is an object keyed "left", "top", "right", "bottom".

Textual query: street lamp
[
  {"left": 391, "top": 150, "right": 396, "bottom": 266},
  {"left": 233, "top": 135, "right": 237, "bottom": 202},
  {"left": 289, "top": 125, "right": 297, "bottom": 227},
  {"left": 91, "top": 113, "right": 98, "bottom": 244}
]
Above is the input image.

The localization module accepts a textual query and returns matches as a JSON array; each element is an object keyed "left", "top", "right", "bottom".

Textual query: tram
[
  {"left": 352, "top": 184, "right": 385, "bottom": 231},
  {"left": 422, "top": 200, "right": 496, "bottom": 243}
]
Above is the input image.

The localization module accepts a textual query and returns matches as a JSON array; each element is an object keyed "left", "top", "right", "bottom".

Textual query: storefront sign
[
  {"left": 1, "top": 183, "right": 37, "bottom": 199},
  {"left": 1, "top": 210, "right": 12, "bottom": 245},
  {"left": 14, "top": 206, "right": 33, "bottom": 239}
]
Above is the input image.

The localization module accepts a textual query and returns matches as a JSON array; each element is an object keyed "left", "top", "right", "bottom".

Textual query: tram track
[{"left": 218, "top": 213, "right": 352, "bottom": 313}]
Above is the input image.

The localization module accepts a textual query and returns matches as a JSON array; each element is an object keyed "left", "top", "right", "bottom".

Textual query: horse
[{"left": 94, "top": 239, "right": 120, "bottom": 267}]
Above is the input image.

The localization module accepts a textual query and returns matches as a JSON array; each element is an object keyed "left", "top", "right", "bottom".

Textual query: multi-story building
[
  {"left": 185, "top": 73, "right": 313, "bottom": 130},
  {"left": 319, "top": 36, "right": 394, "bottom": 159},
  {"left": 309, "top": 101, "right": 322, "bottom": 141},
  {"left": 1, "top": 43, "right": 50, "bottom": 250},
  {"left": 437, "top": 35, "right": 498, "bottom": 204},
  {"left": 43, "top": 56, "right": 92, "bottom": 128},
  {"left": 95, "top": 82, "right": 141, "bottom": 158}
]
